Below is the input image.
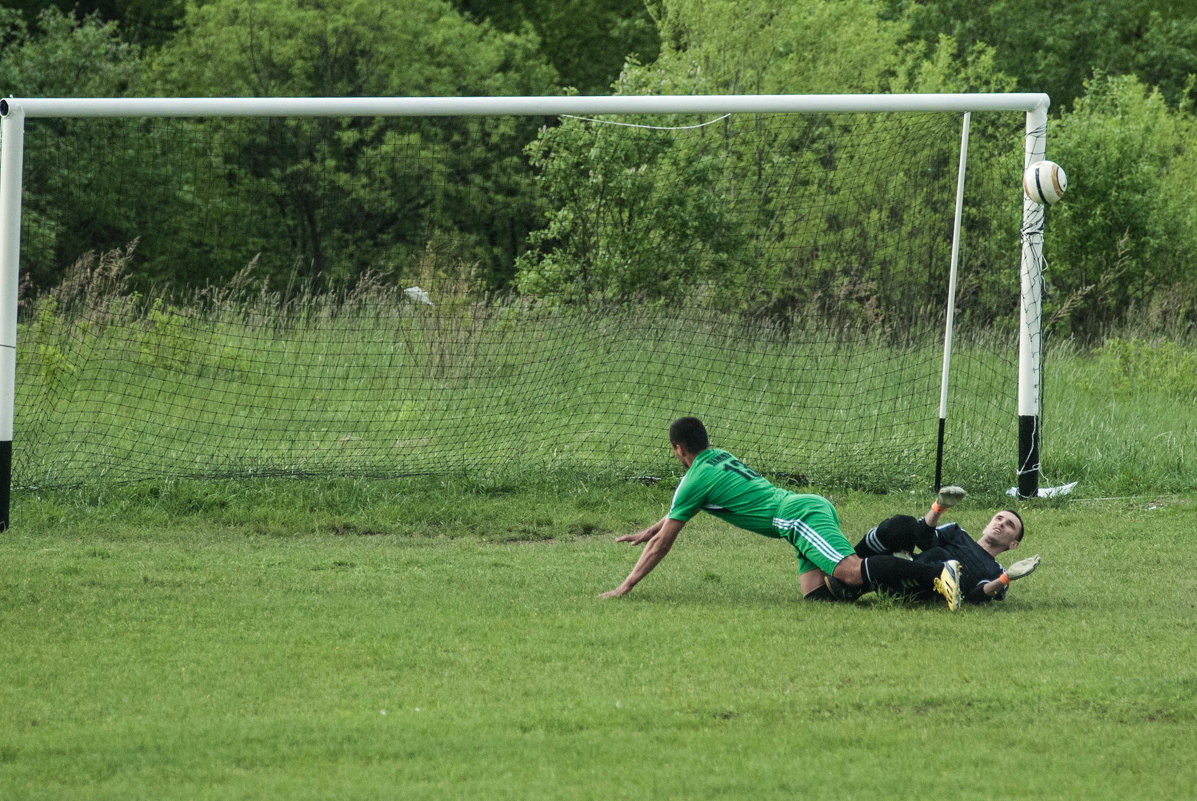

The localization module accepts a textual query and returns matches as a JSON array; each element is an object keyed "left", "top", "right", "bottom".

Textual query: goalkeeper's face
[{"left": 982, "top": 511, "right": 1023, "bottom": 551}]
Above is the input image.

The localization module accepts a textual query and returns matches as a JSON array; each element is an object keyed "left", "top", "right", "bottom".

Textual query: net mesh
[{"left": 13, "top": 109, "right": 1029, "bottom": 492}]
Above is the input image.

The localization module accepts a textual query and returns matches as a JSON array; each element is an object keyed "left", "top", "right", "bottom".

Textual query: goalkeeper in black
[{"left": 851, "top": 486, "right": 1040, "bottom": 604}]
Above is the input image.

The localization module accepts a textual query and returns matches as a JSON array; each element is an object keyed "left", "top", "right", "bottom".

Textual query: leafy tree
[
  {"left": 644, "top": 0, "right": 908, "bottom": 95},
  {"left": 0, "top": 8, "right": 150, "bottom": 290},
  {"left": 887, "top": 0, "right": 1197, "bottom": 109},
  {"left": 453, "top": 0, "right": 659, "bottom": 94},
  {"left": 2, "top": 0, "right": 185, "bottom": 46},
  {"left": 887, "top": 4, "right": 1197, "bottom": 333},
  {"left": 515, "top": 0, "right": 913, "bottom": 309},
  {"left": 0, "top": 7, "right": 141, "bottom": 96},
  {"left": 892, "top": 36, "right": 1030, "bottom": 326},
  {"left": 144, "top": 0, "right": 558, "bottom": 291},
  {"left": 515, "top": 0, "right": 1029, "bottom": 324},
  {"left": 1045, "top": 74, "right": 1197, "bottom": 335},
  {"left": 514, "top": 115, "right": 743, "bottom": 305}
]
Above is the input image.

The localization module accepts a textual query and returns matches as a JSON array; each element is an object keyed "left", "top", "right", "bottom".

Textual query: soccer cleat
[
  {"left": 823, "top": 574, "right": 862, "bottom": 602},
  {"left": 933, "top": 559, "right": 963, "bottom": 611}
]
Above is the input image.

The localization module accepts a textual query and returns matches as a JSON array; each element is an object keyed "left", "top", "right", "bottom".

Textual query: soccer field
[{"left": 1, "top": 479, "right": 1194, "bottom": 800}]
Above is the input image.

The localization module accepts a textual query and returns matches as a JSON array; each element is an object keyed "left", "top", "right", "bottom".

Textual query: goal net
[{"left": 4, "top": 96, "right": 1043, "bottom": 495}]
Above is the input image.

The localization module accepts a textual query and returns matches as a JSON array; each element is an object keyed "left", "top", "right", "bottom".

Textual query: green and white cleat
[{"left": 933, "top": 559, "right": 963, "bottom": 611}]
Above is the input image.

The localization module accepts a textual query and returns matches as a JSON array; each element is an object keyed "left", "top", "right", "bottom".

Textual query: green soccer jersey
[
  {"left": 667, "top": 448, "right": 789, "bottom": 537},
  {"left": 667, "top": 448, "right": 852, "bottom": 575}
]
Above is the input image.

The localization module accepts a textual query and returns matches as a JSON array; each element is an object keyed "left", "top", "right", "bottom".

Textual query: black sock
[
  {"left": 860, "top": 556, "right": 940, "bottom": 595},
  {"left": 802, "top": 584, "right": 836, "bottom": 602},
  {"left": 857, "top": 514, "right": 935, "bottom": 556}
]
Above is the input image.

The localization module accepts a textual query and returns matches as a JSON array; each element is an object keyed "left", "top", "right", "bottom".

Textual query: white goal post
[{"left": 0, "top": 92, "right": 1051, "bottom": 528}]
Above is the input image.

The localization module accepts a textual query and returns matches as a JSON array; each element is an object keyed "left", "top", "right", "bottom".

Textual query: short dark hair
[
  {"left": 669, "top": 417, "right": 710, "bottom": 455},
  {"left": 1004, "top": 509, "right": 1025, "bottom": 541}
]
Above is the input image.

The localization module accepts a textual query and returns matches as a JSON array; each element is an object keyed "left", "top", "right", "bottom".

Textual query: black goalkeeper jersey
[{"left": 914, "top": 523, "right": 1007, "bottom": 604}]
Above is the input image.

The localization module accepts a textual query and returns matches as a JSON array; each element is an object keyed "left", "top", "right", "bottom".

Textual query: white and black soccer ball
[{"left": 1023, "top": 160, "right": 1068, "bottom": 205}]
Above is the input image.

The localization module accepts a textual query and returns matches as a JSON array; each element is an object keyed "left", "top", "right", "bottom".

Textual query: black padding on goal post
[
  {"left": 0, "top": 439, "right": 10, "bottom": 531},
  {"left": 1018, "top": 415, "right": 1039, "bottom": 500}
]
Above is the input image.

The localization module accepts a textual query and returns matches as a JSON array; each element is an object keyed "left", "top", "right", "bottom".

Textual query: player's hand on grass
[
  {"left": 1006, "top": 554, "right": 1041, "bottom": 580},
  {"left": 615, "top": 530, "right": 653, "bottom": 544},
  {"left": 934, "top": 485, "right": 966, "bottom": 510},
  {"left": 599, "top": 586, "right": 629, "bottom": 599}
]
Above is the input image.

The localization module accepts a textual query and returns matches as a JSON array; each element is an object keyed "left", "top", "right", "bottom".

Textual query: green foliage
[
  {"left": 1046, "top": 74, "right": 1197, "bottom": 336},
  {"left": 883, "top": 13, "right": 1197, "bottom": 338},
  {"left": 514, "top": 115, "right": 743, "bottom": 304},
  {"left": 452, "top": 0, "right": 660, "bottom": 94},
  {"left": 645, "top": 0, "right": 908, "bottom": 95},
  {"left": 1089, "top": 336, "right": 1197, "bottom": 398},
  {"left": 139, "top": 0, "right": 559, "bottom": 291},
  {"left": 137, "top": 298, "right": 193, "bottom": 371},
  {"left": 515, "top": 13, "right": 1027, "bottom": 324},
  {"left": 2, "top": 0, "right": 185, "bottom": 46},
  {"left": 5, "top": 1, "right": 559, "bottom": 294},
  {"left": 0, "top": 6, "right": 142, "bottom": 96},
  {"left": 31, "top": 297, "right": 75, "bottom": 388},
  {"left": 888, "top": 0, "right": 1197, "bottom": 109},
  {"left": 894, "top": 33, "right": 1017, "bottom": 95},
  {"left": 514, "top": 2, "right": 1037, "bottom": 322},
  {"left": 156, "top": 0, "right": 555, "bottom": 99},
  {"left": 1, "top": 0, "right": 1194, "bottom": 338},
  {"left": 0, "top": 8, "right": 148, "bottom": 288}
]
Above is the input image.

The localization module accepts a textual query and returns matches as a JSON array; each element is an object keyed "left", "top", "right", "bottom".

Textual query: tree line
[{"left": 1, "top": 0, "right": 1194, "bottom": 337}]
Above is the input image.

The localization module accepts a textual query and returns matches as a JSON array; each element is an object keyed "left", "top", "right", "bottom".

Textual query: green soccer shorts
[{"left": 772, "top": 493, "right": 853, "bottom": 575}]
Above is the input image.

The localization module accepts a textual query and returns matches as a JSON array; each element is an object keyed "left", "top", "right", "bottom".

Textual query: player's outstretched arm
[
  {"left": 981, "top": 554, "right": 1042, "bottom": 597},
  {"left": 925, "top": 485, "right": 966, "bottom": 527},
  {"left": 615, "top": 515, "right": 668, "bottom": 545},
  {"left": 600, "top": 518, "right": 686, "bottom": 598}
]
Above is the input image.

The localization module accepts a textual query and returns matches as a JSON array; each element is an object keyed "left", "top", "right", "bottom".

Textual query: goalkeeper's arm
[
  {"left": 981, "top": 554, "right": 1041, "bottom": 598},
  {"left": 924, "top": 485, "right": 966, "bottom": 527}
]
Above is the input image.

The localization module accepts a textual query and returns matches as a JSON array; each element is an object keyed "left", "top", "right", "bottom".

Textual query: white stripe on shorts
[{"left": 772, "top": 517, "right": 848, "bottom": 563}]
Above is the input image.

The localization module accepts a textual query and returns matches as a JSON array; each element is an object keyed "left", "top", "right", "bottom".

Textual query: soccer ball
[{"left": 1022, "top": 160, "right": 1067, "bottom": 205}]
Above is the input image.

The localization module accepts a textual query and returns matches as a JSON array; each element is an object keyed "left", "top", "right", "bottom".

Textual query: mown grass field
[
  {"left": 2, "top": 477, "right": 1195, "bottom": 800},
  {"left": 6, "top": 287, "right": 1197, "bottom": 798}
]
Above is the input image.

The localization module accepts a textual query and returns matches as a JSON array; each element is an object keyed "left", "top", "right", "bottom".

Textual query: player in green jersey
[{"left": 599, "top": 417, "right": 964, "bottom": 609}]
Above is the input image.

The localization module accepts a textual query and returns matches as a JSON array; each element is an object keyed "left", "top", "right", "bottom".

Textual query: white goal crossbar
[
  {"left": 2, "top": 93, "right": 1047, "bottom": 118},
  {"left": 0, "top": 93, "right": 1051, "bottom": 528}
]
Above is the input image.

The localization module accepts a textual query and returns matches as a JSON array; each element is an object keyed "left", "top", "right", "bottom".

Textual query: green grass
[
  {"left": 18, "top": 292, "right": 1025, "bottom": 493},
  {"left": 9, "top": 290, "right": 1196, "bottom": 796},
  {"left": 1044, "top": 337, "right": 1197, "bottom": 493},
  {"left": 18, "top": 288, "right": 1197, "bottom": 496},
  {"left": 2, "top": 478, "right": 1195, "bottom": 800}
]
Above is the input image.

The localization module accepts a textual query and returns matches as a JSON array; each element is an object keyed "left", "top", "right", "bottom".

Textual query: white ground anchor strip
[{"left": 1007, "top": 481, "right": 1077, "bottom": 498}]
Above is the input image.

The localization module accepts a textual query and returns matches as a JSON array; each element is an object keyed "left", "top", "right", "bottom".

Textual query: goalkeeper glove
[
  {"left": 933, "top": 485, "right": 966, "bottom": 514},
  {"left": 1005, "top": 554, "right": 1041, "bottom": 580}
]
